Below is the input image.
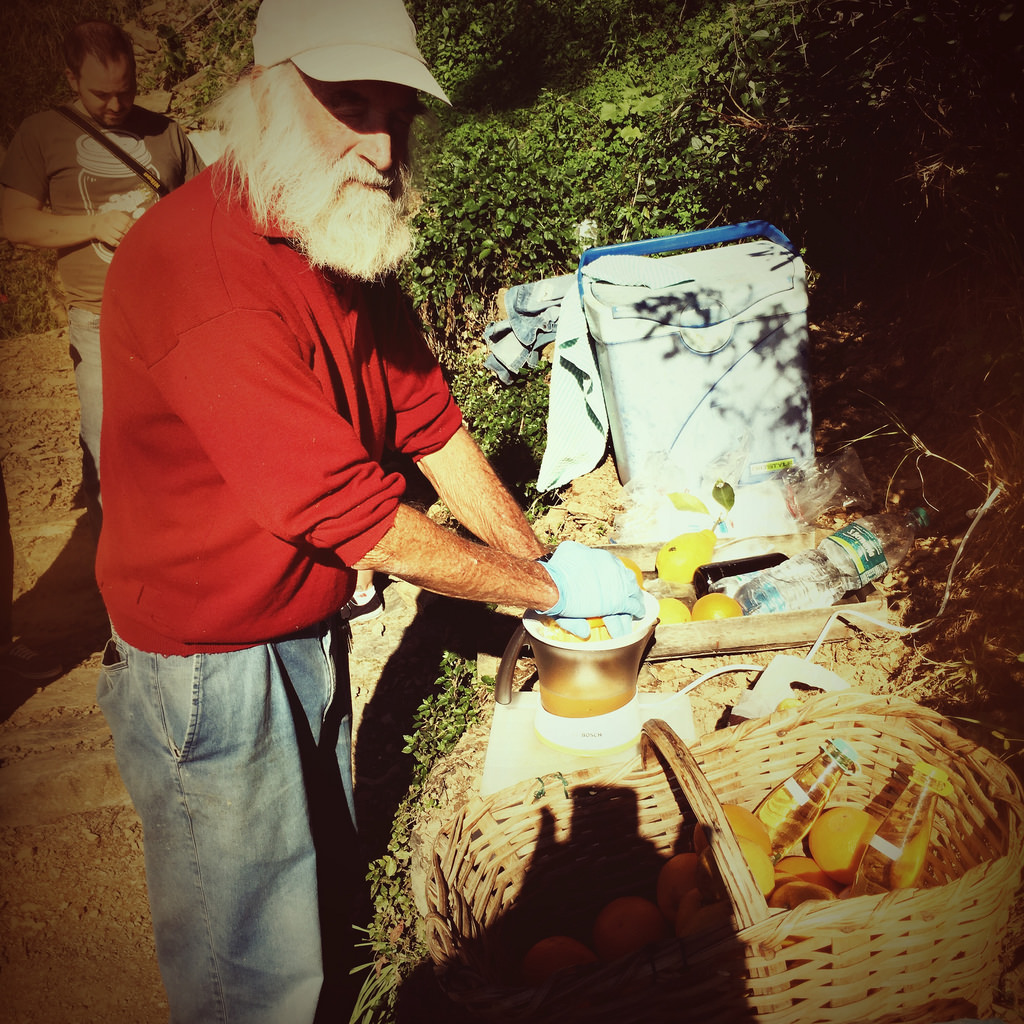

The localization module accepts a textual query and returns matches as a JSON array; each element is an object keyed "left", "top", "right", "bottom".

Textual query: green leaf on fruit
[
  {"left": 668, "top": 492, "right": 710, "bottom": 514},
  {"left": 712, "top": 479, "right": 736, "bottom": 513}
]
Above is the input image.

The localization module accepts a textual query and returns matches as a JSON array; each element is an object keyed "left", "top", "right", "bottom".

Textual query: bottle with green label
[
  {"left": 850, "top": 761, "right": 952, "bottom": 897},
  {"left": 735, "top": 508, "right": 930, "bottom": 615},
  {"left": 754, "top": 738, "right": 860, "bottom": 861}
]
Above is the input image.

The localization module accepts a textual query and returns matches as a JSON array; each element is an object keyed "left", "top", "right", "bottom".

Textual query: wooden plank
[
  {"left": 646, "top": 587, "right": 889, "bottom": 660},
  {"left": 601, "top": 536, "right": 892, "bottom": 659}
]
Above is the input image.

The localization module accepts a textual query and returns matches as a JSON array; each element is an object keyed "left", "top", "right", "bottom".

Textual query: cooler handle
[{"left": 577, "top": 220, "right": 797, "bottom": 297}]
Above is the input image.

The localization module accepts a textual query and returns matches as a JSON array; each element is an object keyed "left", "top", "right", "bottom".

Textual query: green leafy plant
[
  {"left": 353, "top": 652, "right": 491, "bottom": 1022},
  {"left": 449, "top": 358, "right": 553, "bottom": 508},
  {"left": 598, "top": 86, "right": 665, "bottom": 143},
  {"left": 401, "top": 651, "right": 484, "bottom": 789},
  {"left": 153, "top": 23, "right": 191, "bottom": 89}
]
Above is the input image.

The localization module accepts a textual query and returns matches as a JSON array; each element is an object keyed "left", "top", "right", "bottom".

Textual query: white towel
[{"left": 536, "top": 284, "right": 609, "bottom": 491}]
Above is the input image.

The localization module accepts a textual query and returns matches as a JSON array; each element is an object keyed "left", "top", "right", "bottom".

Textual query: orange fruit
[
  {"left": 693, "top": 803, "right": 772, "bottom": 859},
  {"left": 774, "top": 855, "right": 843, "bottom": 893},
  {"left": 521, "top": 934, "right": 598, "bottom": 985},
  {"left": 768, "top": 880, "right": 837, "bottom": 910},
  {"left": 655, "top": 530, "right": 716, "bottom": 585},
  {"left": 738, "top": 835, "right": 776, "bottom": 896},
  {"left": 615, "top": 553, "right": 645, "bottom": 588},
  {"left": 537, "top": 615, "right": 611, "bottom": 643},
  {"left": 696, "top": 835, "right": 775, "bottom": 899},
  {"left": 807, "top": 807, "right": 880, "bottom": 886},
  {"left": 690, "top": 593, "right": 744, "bottom": 620},
  {"left": 591, "top": 895, "right": 669, "bottom": 961},
  {"left": 656, "top": 852, "right": 701, "bottom": 921},
  {"left": 672, "top": 886, "right": 704, "bottom": 936},
  {"left": 676, "top": 898, "right": 732, "bottom": 938},
  {"left": 657, "top": 597, "right": 692, "bottom": 624}
]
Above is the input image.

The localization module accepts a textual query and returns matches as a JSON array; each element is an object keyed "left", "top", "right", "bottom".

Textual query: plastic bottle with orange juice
[
  {"left": 753, "top": 739, "right": 860, "bottom": 862},
  {"left": 849, "top": 761, "right": 952, "bottom": 896}
]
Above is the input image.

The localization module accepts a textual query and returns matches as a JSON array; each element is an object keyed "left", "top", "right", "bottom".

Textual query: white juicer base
[{"left": 533, "top": 693, "right": 643, "bottom": 757}]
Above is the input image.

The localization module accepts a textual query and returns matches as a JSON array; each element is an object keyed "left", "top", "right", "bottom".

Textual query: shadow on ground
[
  {"left": 353, "top": 588, "right": 517, "bottom": 858},
  {"left": 351, "top": 587, "right": 519, "bottom": 1021},
  {"left": 3, "top": 517, "right": 109, "bottom": 722}
]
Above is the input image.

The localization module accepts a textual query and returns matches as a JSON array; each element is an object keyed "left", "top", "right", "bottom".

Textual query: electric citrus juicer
[{"left": 493, "top": 591, "right": 660, "bottom": 756}]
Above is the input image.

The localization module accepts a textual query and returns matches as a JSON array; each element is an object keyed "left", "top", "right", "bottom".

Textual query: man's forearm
[
  {"left": 352, "top": 503, "right": 559, "bottom": 611},
  {"left": 2, "top": 188, "right": 134, "bottom": 250},
  {"left": 417, "top": 426, "right": 547, "bottom": 561},
  {"left": 3, "top": 204, "right": 101, "bottom": 249}
]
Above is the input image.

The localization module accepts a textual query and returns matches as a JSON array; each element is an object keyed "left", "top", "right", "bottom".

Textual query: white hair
[{"left": 208, "top": 63, "right": 416, "bottom": 281}]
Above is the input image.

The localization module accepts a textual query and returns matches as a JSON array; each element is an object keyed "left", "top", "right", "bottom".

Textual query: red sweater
[{"left": 97, "top": 166, "right": 462, "bottom": 655}]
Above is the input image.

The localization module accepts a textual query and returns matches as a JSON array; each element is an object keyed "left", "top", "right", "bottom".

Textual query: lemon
[
  {"left": 537, "top": 615, "right": 611, "bottom": 643},
  {"left": 657, "top": 597, "right": 691, "bottom": 624},
  {"left": 654, "top": 530, "right": 716, "bottom": 585}
]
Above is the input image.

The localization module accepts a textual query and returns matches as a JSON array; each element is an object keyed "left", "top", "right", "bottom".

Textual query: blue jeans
[
  {"left": 67, "top": 305, "right": 103, "bottom": 532},
  {"left": 97, "top": 617, "right": 357, "bottom": 1023}
]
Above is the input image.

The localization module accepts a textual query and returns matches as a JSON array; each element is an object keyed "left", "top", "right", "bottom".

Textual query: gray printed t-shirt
[{"left": 1, "top": 105, "right": 204, "bottom": 312}]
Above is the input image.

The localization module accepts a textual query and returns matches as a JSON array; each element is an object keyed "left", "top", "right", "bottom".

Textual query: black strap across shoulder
[{"left": 55, "top": 105, "right": 169, "bottom": 197}]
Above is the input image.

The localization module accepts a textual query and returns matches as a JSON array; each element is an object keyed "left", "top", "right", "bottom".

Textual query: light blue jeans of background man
[
  {"left": 67, "top": 306, "right": 103, "bottom": 533},
  {"left": 97, "top": 616, "right": 357, "bottom": 1023}
]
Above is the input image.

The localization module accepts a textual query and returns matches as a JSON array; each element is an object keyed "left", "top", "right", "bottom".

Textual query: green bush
[
  {"left": 448, "top": 358, "right": 553, "bottom": 510},
  {"left": 3, "top": 0, "right": 1019, "bottom": 485},
  {"left": 353, "top": 653, "right": 489, "bottom": 1022}
]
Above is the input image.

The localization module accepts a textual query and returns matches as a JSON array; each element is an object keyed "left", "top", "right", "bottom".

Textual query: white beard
[
  {"left": 211, "top": 64, "right": 416, "bottom": 281},
  {"left": 288, "top": 157, "right": 415, "bottom": 280}
]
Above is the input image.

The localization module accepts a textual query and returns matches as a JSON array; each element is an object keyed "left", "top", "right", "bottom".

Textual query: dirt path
[
  {"left": 1, "top": 327, "right": 163, "bottom": 1022},
  {"left": 0, "top": 324, "right": 532, "bottom": 1022}
]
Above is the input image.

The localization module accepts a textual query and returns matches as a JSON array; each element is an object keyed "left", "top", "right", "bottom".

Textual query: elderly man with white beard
[{"left": 94, "top": 0, "right": 644, "bottom": 1021}]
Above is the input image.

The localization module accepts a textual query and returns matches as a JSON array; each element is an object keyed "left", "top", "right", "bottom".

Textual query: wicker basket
[{"left": 424, "top": 692, "right": 1024, "bottom": 1023}]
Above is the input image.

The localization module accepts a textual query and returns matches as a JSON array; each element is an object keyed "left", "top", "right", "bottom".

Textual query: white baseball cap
[{"left": 252, "top": 0, "right": 450, "bottom": 104}]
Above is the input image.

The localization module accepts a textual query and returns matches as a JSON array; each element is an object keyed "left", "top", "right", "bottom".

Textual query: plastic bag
[
  {"left": 779, "top": 448, "right": 873, "bottom": 525},
  {"left": 611, "top": 448, "right": 813, "bottom": 546},
  {"left": 612, "top": 453, "right": 714, "bottom": 544}
]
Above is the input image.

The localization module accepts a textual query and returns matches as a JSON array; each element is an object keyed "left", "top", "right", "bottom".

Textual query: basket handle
[{"left": 640, "top": 718, "right": 769, "bottom": 931}]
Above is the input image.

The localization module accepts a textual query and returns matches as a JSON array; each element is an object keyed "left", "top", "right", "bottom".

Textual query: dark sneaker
[
  {"left": 0, "top": 641, "right": 63, "bottom": 681},
  {"left": 341, "top": 589, "right": 385, "bottom": 623}
]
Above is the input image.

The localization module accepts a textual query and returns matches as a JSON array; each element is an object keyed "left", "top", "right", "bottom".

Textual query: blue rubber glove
[{"left": 538, "top": 541, "right": 647, "bottom": 639}]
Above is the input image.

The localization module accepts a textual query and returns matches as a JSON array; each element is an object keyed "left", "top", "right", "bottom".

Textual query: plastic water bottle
[
  {"left": 735, "top": 507, "right": 930, "bottom": 615},
  {"left": 849, "top": 761, "right": 952, "bottom": 897},
  {"left": 753, "top": 738, "right": 860, "bottom": 861}
]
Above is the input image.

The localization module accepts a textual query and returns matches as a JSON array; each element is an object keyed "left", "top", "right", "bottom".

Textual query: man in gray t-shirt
[{"left": 1, "top": 18, "right": 203, "bottom": 532}]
